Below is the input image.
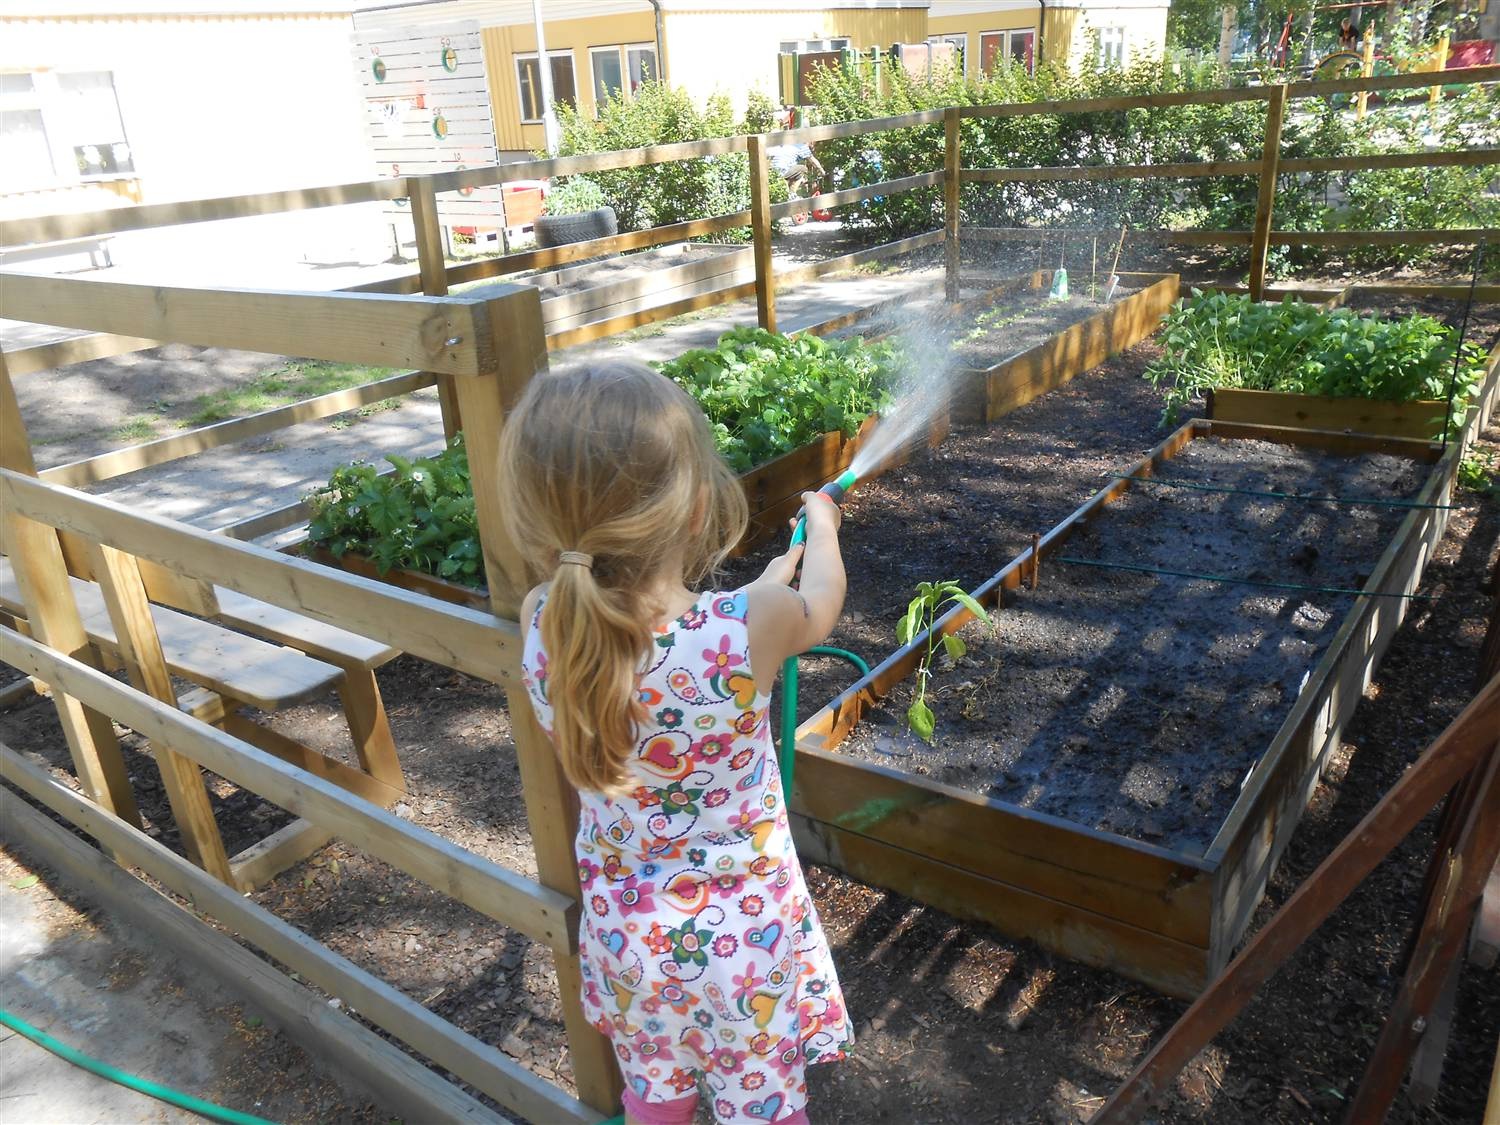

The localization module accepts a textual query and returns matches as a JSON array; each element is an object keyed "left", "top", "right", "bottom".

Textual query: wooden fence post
[
  {"left": 409, "top": 175, "right": 463, "bottom": 440},
  {"left": 450, "top": 285, "right": 624, "bottom": 1117},
  {"left": 1356, "top": 25, "right": 1375, "bottom": 120},
  {"left": 945, "top": 107, "right": 961, "bottom": 302},
  {"left": 0, "top": 353, "right": 141, "bottom": 830},
  {"left": 1248, "top": 84, "right": 1287, "bottom": 303},
  {"left": 747, "top": 134, "right": 777, "bottom": 333}
]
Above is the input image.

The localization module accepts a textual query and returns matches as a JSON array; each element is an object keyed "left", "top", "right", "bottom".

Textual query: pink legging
[{"left": 621, "top": 1087, "right": 810, "bottom": 1125}]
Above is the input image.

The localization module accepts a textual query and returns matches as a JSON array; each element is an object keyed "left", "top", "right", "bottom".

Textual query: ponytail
[
  {"left": 538, "top": 555, "right": 649, "bottom": 795},
  {"left": 496, "top": 360, "right": 748, "bottom": 797}
]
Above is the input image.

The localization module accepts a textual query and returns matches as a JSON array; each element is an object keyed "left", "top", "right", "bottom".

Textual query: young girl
[{"left": 498, "top": 361, "right": 852, "bottom": 1125}]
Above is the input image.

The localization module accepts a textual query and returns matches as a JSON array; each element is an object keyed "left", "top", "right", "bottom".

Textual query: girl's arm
[{"left": 745, "top": 491, "right": 846, "bottom": 675}]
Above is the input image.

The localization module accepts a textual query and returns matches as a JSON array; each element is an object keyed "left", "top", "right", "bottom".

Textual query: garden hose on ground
[
  {"left": 0, "top": 1007, "right": 279, "bottom": 1125},
  {"left": 778, "top": 646, "right": 871, "bottom": 790}
]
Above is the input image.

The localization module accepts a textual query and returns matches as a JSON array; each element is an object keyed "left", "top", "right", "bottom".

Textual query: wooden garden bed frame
[
  {"left": 788, "top": 340, "right": 1500, "bottom": 998},
  {"left": 0, "top": 64, "right": 1497, "bottom": 1117}
]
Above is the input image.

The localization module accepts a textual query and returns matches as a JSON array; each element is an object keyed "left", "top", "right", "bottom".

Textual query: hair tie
[{"left": 558, "top": 551, "right": 594, "bottom": 570}]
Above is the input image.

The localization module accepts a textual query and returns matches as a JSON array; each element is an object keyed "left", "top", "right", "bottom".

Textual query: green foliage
[
  {"left": 654, "top": 327, "right": 900, "bottom": 472},
  {"left": 895, "top": 580, "right": 991, "bottom": 742},
  {"left": 1457, "top": 450, "right": 1497, "bottom": 495},
  {"left": 1145, "top": 290, "right": 1485, "bottom": 425},
  {"left": 542, "top": 175, "right": 607, "bottom": 216},
  {"left": 551, "top": 83, "right": 784, "bottom": 242},
  {"left": 305, "top": 435, "right": 482, "bottom": 586}
]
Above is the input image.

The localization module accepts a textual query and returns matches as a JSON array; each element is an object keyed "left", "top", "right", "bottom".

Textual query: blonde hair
[{"left": 497, "top": 361, "right": 748, "bottom": 794}]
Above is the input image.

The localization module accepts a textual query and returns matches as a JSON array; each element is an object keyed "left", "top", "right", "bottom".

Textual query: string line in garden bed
[
  {"left": 1109, "top": 474, "right": 1459, "bottom": 511},
  {"left": 1052, "top": 556, "right": 1438, "bottom": 600}
]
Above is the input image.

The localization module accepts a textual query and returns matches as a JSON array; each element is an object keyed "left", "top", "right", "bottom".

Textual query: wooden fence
[{"left": 0, "top": 63, "right": 1498, "bottom": 1120}]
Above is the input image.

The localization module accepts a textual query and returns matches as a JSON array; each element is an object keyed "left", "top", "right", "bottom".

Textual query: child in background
[{"left": 498, "top": 362, "right": 853, "bottom": 1125}]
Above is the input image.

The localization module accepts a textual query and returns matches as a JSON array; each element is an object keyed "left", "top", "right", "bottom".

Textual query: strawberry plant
[
  {"left": 896, "top": 580, "right": 992, "bottom": 742},
  {"left": 305, "top": 435, "right": 483, "bottom": 586},
  {"left": 655, "top": 327, "right": 900, "bottom": 472},
  {"left": 1146, "top": 292, "right": 1485, "bottom": 427}
]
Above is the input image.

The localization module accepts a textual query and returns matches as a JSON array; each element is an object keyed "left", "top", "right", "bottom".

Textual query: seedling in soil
[
  {"left": 896, "top": 580, "right": 992, "bottom": 742},
  {"left": 1457, "top": 450, "right": 1497, "bottom": 494}
]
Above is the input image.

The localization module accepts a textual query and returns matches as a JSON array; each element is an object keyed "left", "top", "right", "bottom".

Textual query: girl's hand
[
  {"left": 758, "top": 542, "right": 805, "bottom": 587},
  {"left": 801, "top": 490, "right": 843, "bottom": 535}
]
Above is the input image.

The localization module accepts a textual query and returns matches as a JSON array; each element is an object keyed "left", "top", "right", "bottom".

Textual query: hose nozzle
[{"left": 790, "top": 469, "right": 858, "bottom": 546}]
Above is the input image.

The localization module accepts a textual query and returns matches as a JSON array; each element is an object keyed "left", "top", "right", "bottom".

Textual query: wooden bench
[
  {"left": 0, "top": 234, "right": 114, "bottom": 270},
  {"left": 0, "top": 559, "right": 406, "bottom": 889}
]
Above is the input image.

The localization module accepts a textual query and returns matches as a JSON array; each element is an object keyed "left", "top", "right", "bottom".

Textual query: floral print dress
[{"left": 521, "top": 589, "right": 851, "bottom": 1123}]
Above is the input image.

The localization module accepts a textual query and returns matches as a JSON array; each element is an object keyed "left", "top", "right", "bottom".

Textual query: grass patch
[
  {"left": 186, "top": 360, "right": 396, "bottom": 427},
  {"left": 112, "top": 416, "right": 160, "bottom": 445}
]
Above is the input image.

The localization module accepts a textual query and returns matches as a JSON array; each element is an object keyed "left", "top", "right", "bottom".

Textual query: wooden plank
[
  {"left": 964, "top": 159, "right": 1260, "bottom": 183},
  {"left": 0, "top": 626, "right": 574, "bottom": 949},
  {"left": 794, "top": 815, "right": 1210, "bottom": 999},
  {"left": 221, "top": 712, "right": 403, "bottom": 810},
  {"left": 540, "top": 248, "right": 753, "bottom": 325},
  {"left": 1405, "top": 956, "right": 1462, "bottom": 1107},
  {"left": 1271, "top": 229, "right": 1500, "bottom": 247},
  {"left": 1094, "top": 676, "right": 1500, "bottom": 1123},
  {"left": 1199, "top": 418, "right": 1444, "bottom": 460},
  {"left": 1280, "top": 146, "right": 1500, "bottom": 174},
  {"left": 215, "top": 499, "right": 316, "bottom": 543},
  {"left": 0, "top": 178, "right": 407, "bottom": 247},
  {"left": 335, "top": 666, "right": 405, "bottom": 795},
  {"left": 966, "top": 227, "right": 1254, "bottom": 246},
  {"left": 770, "top": 171, "right": 943, "bottom": 221},
  {"left": 444, "top": 211, "right": 751, "bottom": 286},
  {"left": 1348, "top": 282, "right": 1500, "bottom": 302},
  {"left": 761, "top": 109, "right": 947, "bottom": 146},
  {"left": 409, "top": 175, "right": 462, "bottom": 441},
  {"left": 455, "top": 288, "right": 622, "bottom": 1114},
  {"left": 0, "top": 469, "right": 520, "bottom": 687},
  {"left": 945, "top": 108, "right": 961, "bottom": 302},
  {"left": 211, "top": 588, "right": 398, "bottom": 670},
  {"left": 981, "top": 274, "right": 1178, "bottom": 422},
  {"left": 546, "top": 265, "right": 759, "bottom": 336},
  {"left": 0, "top": 786, "right": 522, "bottom": 1125},
  {"left": 428, "top": 136, "right": 750, "bottom": 193},
  {"left": 773, "top": 230, "right": 945, "bottom": 289},
  {"left": 1248, "top": 84, "right": 1286, "bottom": 302},
  {"left": 5, "top": 332, "right": 157, "bottom": 377},
  {"left": 86, "top": 542, "right": 235, "bottom": 884},
  {"left": 748, "top": 135, "right": 776, "bottom": 333},
  {"left": 791, "top": 747, "right": 1215, "bottom": 943},
  {"left": 303, "top": 545, "right": 490, "bottom": 612},
  {"left": 546, "top": 281, "right": 759, "bottom": 352},
  {"left": 0, "top": 275, "right": 493, "bottom": 378},
  {"left": 229, "top": 817, "right": 336, "bottom": 891},
  {"left": 1209, "top": 388, "right": 1451, "bottom": 441},
  {"left": 40, "top": 370, "right": 436, "bottom": 488},
  {"left": 0, "top": 563, "right": 344, "bottom": 713}
]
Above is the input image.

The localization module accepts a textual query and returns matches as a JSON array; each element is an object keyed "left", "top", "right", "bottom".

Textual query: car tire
[{"left": 533, "top": 206, "right": 618, "bottom": 249}]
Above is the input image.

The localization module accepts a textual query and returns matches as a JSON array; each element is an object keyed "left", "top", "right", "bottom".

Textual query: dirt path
[{"left": 0, "top": 846, "right": 383, "bottom": 1124}]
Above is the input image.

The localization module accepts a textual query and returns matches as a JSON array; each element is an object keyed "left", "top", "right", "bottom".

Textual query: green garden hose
[
  {"left": 778, "top": 646, "right": 871, "bottom": 790},
  {"left": 0, "top": 1007, "right": 280, "bottom": 1125}
]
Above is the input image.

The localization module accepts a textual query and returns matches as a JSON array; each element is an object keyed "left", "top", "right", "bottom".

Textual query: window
[
  {"left": 57, "top": 71, "right": 133, "bottom": 176},
  {"left": 590, "top": 42, "right": 658, "bottom": 109},
  {"left": 515, "top": 51, "right": 576, "bottom": 123},
  {"left": 778, "top": 38, "right": 850, "bottom": 54},
  {"left": 1096, "top": 26, "right": 1126, "bottom": 69},
  {"left": 0, "top": 69, "right": 133, "bottom": 189},
  {"left": 927, "top": 33, "right": 968, "bottom": 74},
  {"left": 979, "top": 29, "right": 1036, "bottom": 75}
]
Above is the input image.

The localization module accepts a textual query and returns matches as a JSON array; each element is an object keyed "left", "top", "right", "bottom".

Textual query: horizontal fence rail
[{"left": 0, "top": 469, "right": 520, "bottom": 685}]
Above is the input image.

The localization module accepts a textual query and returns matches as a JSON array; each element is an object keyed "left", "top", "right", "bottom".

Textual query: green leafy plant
[
  {"left": 542, "top": 175, "right": 608, "bottom": 216},
  {"left": 1457, "top": 450, "right": 1497, "bottom": 494},
  {"left": 895, "top": 580, "right": 992, "bottom": 742},
  {"left": 654, "top": 327, "right": 900, "bottom": 472},
  {"left": 305, "top": 435, "right": 482, "bottom": 586},
  {"left": 1145, "top": 291, "right": 1485, "bottom": 426}
]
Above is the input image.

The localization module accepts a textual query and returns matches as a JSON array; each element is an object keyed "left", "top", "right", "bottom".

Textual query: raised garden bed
[
  {"left": 785, "top": 416, "right": 1472, "bottom": 998},
  {"left": 1207, "top": 387, "right": 1452, "bottom": 440},
  {"left": 950, "top": 272, "right": 1179, "bottom": 424}
]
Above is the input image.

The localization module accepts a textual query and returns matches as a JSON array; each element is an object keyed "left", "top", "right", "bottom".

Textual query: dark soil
[
  {"left": 722, "top": 339, "right": 1189, "bottom": 723},
  {"left": 3, "top": 283, "right": 1498, "bottom": 1124},
  {"left": 839, "top": 438, "right": 1426, "bottom": 852}
]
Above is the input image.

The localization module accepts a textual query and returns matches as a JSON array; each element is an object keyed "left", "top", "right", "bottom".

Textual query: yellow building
[{"left": 352, "top": 1, "right": 1170, "bottom": 157}]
